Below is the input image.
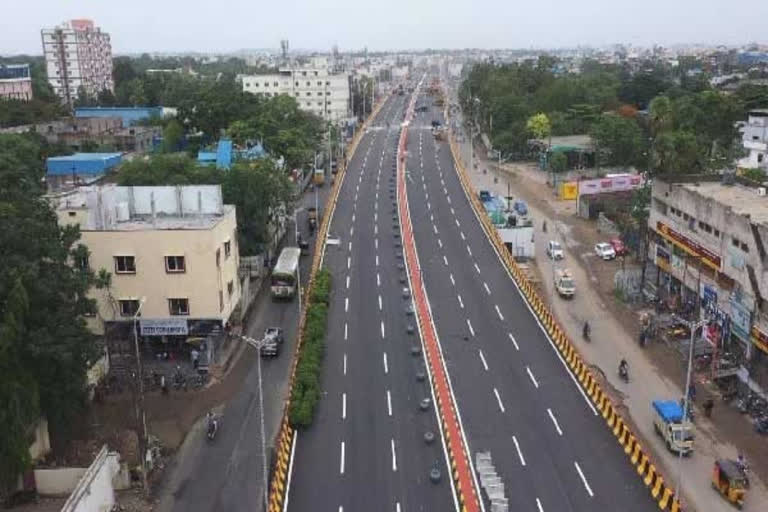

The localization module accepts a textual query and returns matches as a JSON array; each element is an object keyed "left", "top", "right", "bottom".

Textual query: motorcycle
[
  {"left": 207, "top": 416, "right": 220, "bottom": 441},
  {"left": 618, "top": 364, "right": 629, "bottom": 383},
  {"left": 583, "top": 322, "right": 591, "bottom": 342}
]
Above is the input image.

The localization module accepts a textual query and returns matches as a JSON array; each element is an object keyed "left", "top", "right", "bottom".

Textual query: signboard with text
[
  {"left": 656, "top": 221, "right": 722, "bottom": 271},
  {"left": 751, "top": 325, "right": 768, "bottom": 355},
  {"left": 578, "top": 174, "right": 644, "bottom": 196},
  {"left": 140, "top": 318, "right": 189, "bottom": 336}
]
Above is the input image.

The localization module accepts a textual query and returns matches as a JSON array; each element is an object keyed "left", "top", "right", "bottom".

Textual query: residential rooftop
[{"left": 680, "top": 181, "right": 768, "bottom": 225}]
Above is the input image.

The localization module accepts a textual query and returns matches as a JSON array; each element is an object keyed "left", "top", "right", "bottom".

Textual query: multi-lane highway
[
  {"left": 402, "top": 88, "right": 657, "bottom": 511},
  {"left": 287, "top": 92, "right": 456, "bottom": 511}
]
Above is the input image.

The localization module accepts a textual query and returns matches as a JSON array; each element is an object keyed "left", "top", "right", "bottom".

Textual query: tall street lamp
[{"left": 132, "top": 297, "right": 148, "bottom": 495}]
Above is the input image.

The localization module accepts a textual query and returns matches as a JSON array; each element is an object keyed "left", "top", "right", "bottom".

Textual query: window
[
  {"left": 317, "top": 81, "right": 322, "bottom": 86},
  {"left": 165, "top": 255, "right": 186, "bottom": 273},
  {"left": 114, "top": 255, "right": 136, "bottom": 273},
  {"left": 318, "top": 92, "right": 323, "bottom": 96},
  {"left": 732, "top": 237, "right": 740, "bottom": 248},
  {"left": 274, "top": 81, "right": 278, "bottom": 87},
  {"left": 741, "top": 242, "right": 749, "bottom": 252},
  {"left": 318, "top": 102, "right": 323, "bottom": 106},
  {"left": 714, "top": 228, "right": 720, "bottom": 238},
  {"left": 326, "top": 91, "right": 331, "bottom": 95},
  {"left": 216, "top": 248, "right": 221, "bottom": 267},
  {"left": 168, "top": 298, "right": 189, "bottom": 316},
  {"left": 759, "top": 154, "right": 765, "bottom": 163},
  {"left": 295, "top": 81, "right": 299, "bottom": 87},
  {"left": 302, "top": 71, "right": 306, "bottom": 76},
  {"left": 224, "top": 240, "right": 232, "bottom": 258},
  {"left": 306, "top": 81, "right": 310, "bottom": 86},
  {"left": 306, "top": 91, "right": 311, "bottom": 96},
  {"left": 295, "top": 92, "right": 300, "bottom": 96},
  {"left": 683, "top": 212, "right": 689, "bottom": 221},
  {"left": 314, "top": 71, "right": 318, "bottom": 76},
  {"left": 119, "top": 299, "right": 140, "bottom": 317},
  {"left": 227, "top": 280, "right": 234, "bottom": 296},
  {"left": 326, "top": 81, "right": 331, "bottom": 86}
]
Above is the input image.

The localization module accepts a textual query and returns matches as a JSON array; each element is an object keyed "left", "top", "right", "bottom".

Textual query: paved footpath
[{"left": 450, "top": 121, "right": 768, "bottom": 511}]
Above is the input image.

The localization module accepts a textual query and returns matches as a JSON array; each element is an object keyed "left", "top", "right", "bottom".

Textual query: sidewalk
[{"left": 456, "top": 134, "right": 768, "bottom": 511}]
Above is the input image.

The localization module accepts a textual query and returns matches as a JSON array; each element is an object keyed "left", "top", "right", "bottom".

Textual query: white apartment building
[
  {"left": 648, "top": 178, "right": 768, "bottom": 394},
  {"left": 241, "top": 67, "right": 350, "bottom": 123},
  {"left": 740, "top": 109, "right": 768, "bottom": 171},
  {"left": 42, "top": 19, "right": 114, "bottom": 106},
  {"left": 54, "top": 185, "right": 241, "bottom": 339}
]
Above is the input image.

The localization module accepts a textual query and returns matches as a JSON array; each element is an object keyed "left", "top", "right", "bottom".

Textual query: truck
[
  {"left": 652, "top": 400, "right": 694, "bottom": 455},
  {"left": 313, "top": 168, "right": 325, "bottom": 186},
  {"left": 554, "top": 269, "right": 575, "bottom": 298}
]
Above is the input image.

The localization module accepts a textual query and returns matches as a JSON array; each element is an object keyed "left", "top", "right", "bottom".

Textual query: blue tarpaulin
[{"left": 46, "top": 153, "right": 122, "bottom": 176}]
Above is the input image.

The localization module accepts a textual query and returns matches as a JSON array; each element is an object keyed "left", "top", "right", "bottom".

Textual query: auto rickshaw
[{"left": 712, "top": 459, "right": 747, "bottom": 509}]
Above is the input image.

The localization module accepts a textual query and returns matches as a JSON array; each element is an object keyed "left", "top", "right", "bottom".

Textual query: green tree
[
  {"left": 590, "top": 113, "right": 644, "bottom": 167},
  {"left": 162, "top": 119, "right": 184, "bottom": 153},
  {"left": 0, "top": 134, "right": 98, "bottom": 491},
  {"left": 526, "top": 113, "right": 551, "bottom": 141}
]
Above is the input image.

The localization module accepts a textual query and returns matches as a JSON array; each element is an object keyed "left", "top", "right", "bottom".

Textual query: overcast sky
[{"left": 3, "top": 0, "right": 767, "bottom": 55}]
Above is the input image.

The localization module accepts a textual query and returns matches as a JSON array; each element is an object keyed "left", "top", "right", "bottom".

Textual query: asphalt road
[
  {"left": 159, "top": 172, "right": 332, "bottom": 512},
  {"left": 287, "top": 93, "right": 455, "bottom": 512},
  {"left": 404, "top": 90, "right": 657, "bottom": 511}
]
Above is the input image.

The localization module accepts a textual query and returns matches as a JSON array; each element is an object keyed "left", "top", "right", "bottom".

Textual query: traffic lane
[
  {"left": 288, "top": 129, "right": 388, "bottom": 510},
  {"left": 429, "top": 130, "right": 654, "bottom": 507},
  {"left": 406, "top": 135, "right": 584, "bottom": 511}
]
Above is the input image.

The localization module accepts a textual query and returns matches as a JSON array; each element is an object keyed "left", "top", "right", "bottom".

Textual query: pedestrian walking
[
  {"left": 703, "top": 398, "right": 714, "bottom": 418},
  {"left": 689, "top": 382, "right": 697, "bottom": 403},
  {"left": 191, "top": 348, "right": 200, "bottom": 371}
]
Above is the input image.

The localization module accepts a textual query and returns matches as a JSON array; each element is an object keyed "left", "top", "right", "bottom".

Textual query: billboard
[
  {"left": 656, "top": 221, "right": 722, "bottom": 271},
  {"left": 578, "top": 174, "right": 644, "bottom": 196},
  {"left": 559, "top": 182, "right": 578, "bottom": 200}
]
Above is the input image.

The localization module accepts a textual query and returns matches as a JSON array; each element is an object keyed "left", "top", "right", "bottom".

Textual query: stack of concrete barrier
[
  {"left": 475, "top": 452, "right": 508, "bottom": 512},
  {"left": 266, "top": 97, "right": 389, "bottom": 512},
  {"left": 444, "top": 105, "right": 682, "bottom": 512}
]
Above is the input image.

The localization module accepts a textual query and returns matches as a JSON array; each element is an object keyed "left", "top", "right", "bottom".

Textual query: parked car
[
  {"left": 610, "top": 238, "right": 629, "bottom": 257},
  {"left": 594, "top": 242, "right": 617, "bottom": 260},
  {"left": 547, "top": 240, "right": 564, "bottom": 260}
]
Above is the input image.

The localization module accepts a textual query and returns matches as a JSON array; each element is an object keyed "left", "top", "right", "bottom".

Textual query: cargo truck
[{"left": 652, "top": 400, "right": 694, "bottom": 455}]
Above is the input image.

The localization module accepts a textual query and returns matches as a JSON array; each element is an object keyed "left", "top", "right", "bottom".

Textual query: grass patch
[{"left": 289, "top": 268, "right": 331, "bottom": 428}]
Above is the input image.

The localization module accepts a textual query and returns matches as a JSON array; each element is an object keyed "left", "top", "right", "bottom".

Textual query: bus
[{"left": 271, "top": 247, "right": 301, "bottom": 299}]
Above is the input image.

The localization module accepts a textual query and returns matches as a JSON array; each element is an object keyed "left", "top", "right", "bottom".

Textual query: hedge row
[{"left": 289, "top": 268, "right": 332, "bottom": 428}]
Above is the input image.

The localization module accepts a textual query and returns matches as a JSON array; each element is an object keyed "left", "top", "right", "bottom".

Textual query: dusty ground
[{"left": 502, "top": 160, "right": 768, "bottom": 487}]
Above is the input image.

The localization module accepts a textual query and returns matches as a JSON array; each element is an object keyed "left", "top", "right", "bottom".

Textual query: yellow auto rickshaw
[{"left": 712, "top": 459, "right": 747, "bottom": 509}]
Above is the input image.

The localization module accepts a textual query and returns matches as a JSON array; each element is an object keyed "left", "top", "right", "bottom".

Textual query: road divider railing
[
  {"left": 398, "top": 84, "right": 481, "bottom": 512},
  {"left": 267, "top": 96, "right": 390, "bottom": 512},
  {"left": 444, "top": 110, "right": 682, "bottom": 512}
]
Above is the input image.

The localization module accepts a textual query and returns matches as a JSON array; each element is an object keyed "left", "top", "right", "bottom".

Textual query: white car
[
  {"left": 546, "top": 240, "right": 564, "bottom": 260},
  {"left": 594, "top": 242, "right": 617, "bottom": 260}
]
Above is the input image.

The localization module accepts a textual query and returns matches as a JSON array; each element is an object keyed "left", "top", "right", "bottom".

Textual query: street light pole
[
  {"left": 240, "top": 335, "right": 269, "bottom": 509},
  {"left": 132, "top": 297, "right": 148, "bottom": 496}
]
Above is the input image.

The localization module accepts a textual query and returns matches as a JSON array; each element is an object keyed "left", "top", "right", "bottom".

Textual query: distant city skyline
[{"left": 3, "top": 0, "right": 768, "bottom": 56}]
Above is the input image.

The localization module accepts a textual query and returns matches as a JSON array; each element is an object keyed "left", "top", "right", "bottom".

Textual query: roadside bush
[{"left": 289, "top": 269, "right": 332, "bottom": 428}]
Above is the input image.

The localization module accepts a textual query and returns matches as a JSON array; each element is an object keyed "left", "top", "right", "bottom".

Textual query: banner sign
[
  {"left": 578, "top": 174, "right": 644, "bottom": 196},
  {"left": 656, "top": 221, "right": 722, "bottom": 271},
  {"left": 140, "top": 318, "right": 189, "bottom": 336},
  {"left": 751, "top": 325, "right": 768, "bottom": 355},
  {"left": 730, "top": 298, "right": 751, "bottom": 341}
]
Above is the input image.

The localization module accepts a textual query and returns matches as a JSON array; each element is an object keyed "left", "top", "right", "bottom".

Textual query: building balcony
[{"left": 744, "top": 140, "right": 768, "bottom": 152}]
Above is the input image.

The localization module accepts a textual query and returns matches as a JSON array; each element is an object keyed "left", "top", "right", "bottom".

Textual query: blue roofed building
[
  {"left": 74, "top": 106, "right": 166, "bottom": 126},
  {"left": 197, "top": 139, "right": 266, "bottom": 170},
  {"left": 46, "top": 152, "right": 122, "bottom": 191}
]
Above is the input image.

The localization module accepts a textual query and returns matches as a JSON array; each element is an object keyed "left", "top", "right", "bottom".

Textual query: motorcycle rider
[
  {"left": 206, "top": 411, "right": 217, "bottom": 438},
  {"left": 583, "top": 321, "right": 591, "bottom": 340},
  {"left": 618, "top": 358, "right": 629, "bottom": 379}
]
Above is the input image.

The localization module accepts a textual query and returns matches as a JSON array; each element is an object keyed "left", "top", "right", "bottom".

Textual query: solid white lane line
[
  {"left": 344, "top": 323, "right": 348, "bottom": 341},
  {"left": 443, "top": 255, "right": 448, "bottom": 266},
  {"left": 378, "top": 295, "right": 383, "bottom": 311},
  {"left": 340, "top": 442, "right": 345, "bottom": 474},
  {"left": 390, "top": 439, "right": 398, "bottom": 472},
  {"left": 344, "top": 297, "right": 349, "bottom": 313},
  {"left": 474, "top": 263, "right": 481, "bottom": 274},
  {"left": 478, "top": 349, "right": 489, "bottom": 371},
  {"left": 438, "top": 238, "right": 443, "bottom": 248},
  {"left": 376, "top": 255, "right": 379, "bottom": 266},
  {"left": 574, "top": 462, "right": 594, "bottom": 497},
  {"left": 547, "top": 408, "right": 563, "bottom": 436},
  {"left": 457, "top": 295, "right": 464, "bottom": 309},
  {"left": 347, "top": 257, "right": 351, "bottom": 270},
  {"left": 387, "top": 390, "right": 392, "bottom": 416},
  {"left": 493, "top": 388, "right": 505, "bottom": 413},
  {"left": 383, "top": 352, "right": 388, "bottom": 374},
  {"left": 342, "top": 393, "right": 346, "bottom": 419},
  {"left": 460, "top": 231, "right": 466, "bottom": 241},
  {"left": 536, "top": 498, "right": 544, "bottom": 512},
  {"left": 381, "top": 321, "right": 385, "bottom": 339},
  {"left": 377, "top": 273, "right": 381, "bottom": 287},
  {"left": 467, "top": 319, "right": 475, "bottom": 337},
  {"left": 512, "top": 436, "right": 526, "bottom": 466},
  {"left": 526, "top": 366, "right": 539, "bottom": 388},
  {"left": 495, "top": 305, "right": 505, "bottom": 321},
  {"left": 508, "top": 333, "right": 519, "bottom": 350},
  {"left": 483, "top": 281, "right": 490, "bottom": 294},
  {"left": 343, "top": 353, "right": 347, "bottom": 375}
]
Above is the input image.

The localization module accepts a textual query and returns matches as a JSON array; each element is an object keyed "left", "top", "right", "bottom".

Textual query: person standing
[{"left": 191, "top": 348, "right": 200, "bottom": 371}]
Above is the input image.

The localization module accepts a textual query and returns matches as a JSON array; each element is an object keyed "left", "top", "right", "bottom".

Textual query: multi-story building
[
  {"left": 241, "top": 67, "right": 350, "bottom": 123},
  {"left": 54, "top": 185, "right": 241, "bottom": 340},
  {"left": 42, "top": 19, "right": 114, "bottom": 106},
  {"left": 739, "top": 109, "right": 768, "bottom": 171},
  {"left": 0, "top": 63, "right": 33, "bottom": 101},
  {"left": 648, "top": 177, "right": 768, "bottom": 394}
]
